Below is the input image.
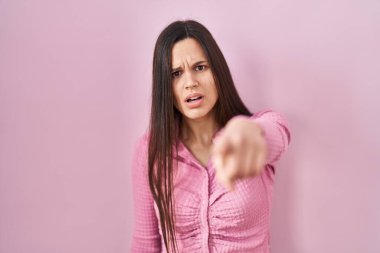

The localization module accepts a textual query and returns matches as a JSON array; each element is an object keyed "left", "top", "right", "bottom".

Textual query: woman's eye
[
  {"left": 196, "top": 65, "right": 206, "bottom": 71},
  {"left": 172, "top": 65, "right": 206, "bottom": 78},
  {"left": 172, "top": 71, "right": 181, "bottom": 78}
]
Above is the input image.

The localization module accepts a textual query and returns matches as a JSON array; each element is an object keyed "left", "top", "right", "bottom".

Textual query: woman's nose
[
  {"left": 184, "top": 72, "right": 199, "bottom": 90},
  {"left": 185, "top": 81, "right": 199, "bottom": 90}
]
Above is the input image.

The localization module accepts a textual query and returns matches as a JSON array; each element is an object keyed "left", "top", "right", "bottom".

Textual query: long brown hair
[{"left": 148, "top": 19, "right": 252, "bottom": 252}]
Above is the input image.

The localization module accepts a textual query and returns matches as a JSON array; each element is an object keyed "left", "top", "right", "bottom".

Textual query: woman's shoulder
[
  {"left": 251, "top": 108, "right": 284, "bottom": 118},
  {"left": 234, "top": 109, "right": 289, "bottom": 123},
  {"left": 133, "top": 131, "right": 150, "bottom": 154},
  {"left": 251, "top": 108, "right": 291, "bottom": 145},
  {"left": 251, "top": 109, "right": 289, "bottom": 125}
]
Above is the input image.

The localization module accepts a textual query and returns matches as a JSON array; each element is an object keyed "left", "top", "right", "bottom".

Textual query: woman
[{"left": 131, "top": 19, "right": 291, "bottom": 253}]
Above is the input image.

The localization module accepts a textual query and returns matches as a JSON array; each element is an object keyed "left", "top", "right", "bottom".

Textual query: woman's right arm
[{"left": 130, "top": 134, "right": 162, "bottom": 253}]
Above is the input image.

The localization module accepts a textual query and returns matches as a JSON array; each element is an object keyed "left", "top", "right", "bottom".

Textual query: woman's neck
[{"left": 180, "top": 113, "right": 219, "bottom": 147}]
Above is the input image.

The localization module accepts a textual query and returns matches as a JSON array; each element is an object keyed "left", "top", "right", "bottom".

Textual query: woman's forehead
[{"left": 171, "top": 38, "right": 207, "bottom": 68}]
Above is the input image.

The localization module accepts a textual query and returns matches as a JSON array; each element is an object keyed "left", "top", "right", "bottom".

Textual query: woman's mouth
[
  {"left": 186, "top": 96, "right": 203, "bottom": 103},
  {"left": 184, "top": 94, "right": 204, "bottom": 108}
]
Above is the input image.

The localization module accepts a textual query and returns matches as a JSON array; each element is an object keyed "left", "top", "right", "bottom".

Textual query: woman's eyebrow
[{"left": 171, "top": 60, "right": 208, "bottom": 72}]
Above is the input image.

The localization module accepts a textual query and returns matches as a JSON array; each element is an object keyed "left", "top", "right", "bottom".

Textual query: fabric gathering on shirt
[{"left": 131, "top": 109, "right": 291, "bottom": 253}]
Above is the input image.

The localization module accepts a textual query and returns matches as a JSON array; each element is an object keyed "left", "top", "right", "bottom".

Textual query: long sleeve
[
  {"left": 250, "top": 109, "right": 291, "bottom": 167},
  {"left": 130, "top": 134, "right": 162, "bottom": 253}
]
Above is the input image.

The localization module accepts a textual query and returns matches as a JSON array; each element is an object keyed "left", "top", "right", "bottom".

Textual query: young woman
[{"left": 131, "top": 19, "right": 291, "bottom": 253}]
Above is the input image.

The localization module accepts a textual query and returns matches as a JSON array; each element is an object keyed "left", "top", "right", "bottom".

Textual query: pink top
[{"left": 130, "top": 110, "right": 291, "bottom": 253}]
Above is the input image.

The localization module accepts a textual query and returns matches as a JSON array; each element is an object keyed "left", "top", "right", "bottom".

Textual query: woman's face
[{"left": 171, "top": 38, "right": 218, "bottom": 121}]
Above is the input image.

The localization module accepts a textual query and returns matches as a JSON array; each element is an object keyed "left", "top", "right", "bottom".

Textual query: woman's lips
[
  {"left": 185, "top": 95, "right": 204, "bottom": 109},
  {"left": 184, "top": 93, "right": 204, "bottom": 102}
]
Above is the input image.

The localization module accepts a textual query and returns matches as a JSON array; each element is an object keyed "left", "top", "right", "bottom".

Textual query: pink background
[{"left": 1, "top": 0, "right": 379, "bottom": 252}]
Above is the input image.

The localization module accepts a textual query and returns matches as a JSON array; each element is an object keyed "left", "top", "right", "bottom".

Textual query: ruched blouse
[{"left": 131, "top": 109, "right": 291, "bottom": 253}]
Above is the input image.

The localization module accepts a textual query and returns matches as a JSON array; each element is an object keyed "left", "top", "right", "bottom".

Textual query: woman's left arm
[
  {"left": 249, "top": 109, "right": 291, "bottom": 166},
  {"left": 212, "top": 109, "right": 291, "bottom": 190}
]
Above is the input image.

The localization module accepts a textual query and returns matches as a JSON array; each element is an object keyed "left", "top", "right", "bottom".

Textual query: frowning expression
[{"left": 171, "top": 38, "right": 218, "bottom": 121}]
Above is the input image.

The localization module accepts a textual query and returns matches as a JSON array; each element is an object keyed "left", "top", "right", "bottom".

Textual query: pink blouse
[{"left": 130, "top": 110, "right": 291, "bottom": 253}]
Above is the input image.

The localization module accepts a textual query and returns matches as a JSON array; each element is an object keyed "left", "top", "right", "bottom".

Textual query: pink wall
[{"left": 1, "top": 0, "right": 379, "bottom": 252}]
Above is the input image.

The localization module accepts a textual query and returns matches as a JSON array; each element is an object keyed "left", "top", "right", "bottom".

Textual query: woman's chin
[{"left": 182, "top": 109, "right": 213, "bottom": 121}]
